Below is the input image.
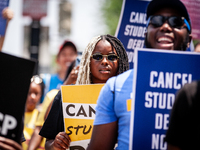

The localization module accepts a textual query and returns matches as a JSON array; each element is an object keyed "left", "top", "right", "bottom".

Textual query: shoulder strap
[{"left": 112, "top": 76, "right": 117, "bottom": 102}]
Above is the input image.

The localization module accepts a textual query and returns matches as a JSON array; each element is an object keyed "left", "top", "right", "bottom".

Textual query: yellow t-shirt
[
  {"left": 23, "top": 109, "right": 42, "bottom": 150},
  {"left": 35, "top": 89, "right": 59, "bottom": 126},
  {"left": 22, "top": 89, "right": 59, "bottom": 150}
]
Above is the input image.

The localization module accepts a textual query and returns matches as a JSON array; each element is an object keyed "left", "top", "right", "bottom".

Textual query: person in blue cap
[{"left": 87, "top": 0, "right": 192, "bottom": 150}]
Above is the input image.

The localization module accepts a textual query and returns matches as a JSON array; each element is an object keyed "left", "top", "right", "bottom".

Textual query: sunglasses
[
  {"left": 91, "top": 53, "right": 119, "bottom": 62},
  {"left": 147, "top": 15, "right": 191, "bottom": 33},
  {"left": 31, "top": 75, "right": 43, "bottom": 84}
]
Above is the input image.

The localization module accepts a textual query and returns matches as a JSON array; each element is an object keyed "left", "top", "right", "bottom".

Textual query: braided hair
[
  {"left": 76, "top": 34, "right": 129, "bottom": 85},
  {"left": 102, "top": 34, "right": 129, "bottom": 74}
]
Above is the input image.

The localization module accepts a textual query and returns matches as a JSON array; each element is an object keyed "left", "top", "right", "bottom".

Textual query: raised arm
[
  {"left": 0, "top": 7, "right": 14, "bottom": 51},
  {"left": 27, "top": 126, "right": 43, "bottom": 150}
]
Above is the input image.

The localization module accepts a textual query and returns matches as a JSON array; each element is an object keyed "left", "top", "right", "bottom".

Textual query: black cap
[{"left": 146, "top": 0, "right": 191, "bottom": 24}]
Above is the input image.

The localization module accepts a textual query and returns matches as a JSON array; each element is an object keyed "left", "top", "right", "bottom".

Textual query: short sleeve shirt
[{"left": 94, "top": 69, "right": 134, "bottom": 150}]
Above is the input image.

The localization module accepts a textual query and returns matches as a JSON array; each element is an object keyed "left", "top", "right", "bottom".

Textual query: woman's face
[
  {"left": 26, "top": 82, "right": 42, "bottom": 112},
  {"left": 90, "top": 40, "right": 119, "bottom": 84},
  {"left": 57, "top": 46, "right": 77, "bottom": 72}
]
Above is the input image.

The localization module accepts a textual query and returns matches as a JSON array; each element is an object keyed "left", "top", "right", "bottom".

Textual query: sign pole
[{"left": 29, "top": 20, "right": 40, "bottom": 74}]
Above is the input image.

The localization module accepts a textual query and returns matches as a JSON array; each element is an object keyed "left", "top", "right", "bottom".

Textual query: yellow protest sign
[{"left": 61, "top": 84, "right": 104, "bottom": 149}]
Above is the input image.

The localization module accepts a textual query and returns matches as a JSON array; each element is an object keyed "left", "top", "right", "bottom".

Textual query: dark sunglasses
[
  {"left": 91, "top": 53, "right": 119, "bottom": 62},
  {"left": 147, "top": 15, "right": 191, "bottom": 33}
]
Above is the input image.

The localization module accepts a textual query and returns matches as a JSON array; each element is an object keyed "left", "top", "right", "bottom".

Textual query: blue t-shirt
[
  {"left": 48, "top": 74, "right": 63, "bottom": 91},
  {"left": 94, "top": 69, "right": 134, "bottom": 150},
  {"left": 41, "top": 74, "right": 64, "bottom": 103}
]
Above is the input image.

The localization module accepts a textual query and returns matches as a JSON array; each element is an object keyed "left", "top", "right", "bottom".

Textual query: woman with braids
[{"left": 39, "top": 34, "right": 129, "bottom": 150}]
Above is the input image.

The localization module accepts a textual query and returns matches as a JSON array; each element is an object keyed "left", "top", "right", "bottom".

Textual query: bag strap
[
  {"left": 112, "top": 76, "right": 118, "bottom": 148},
  {"left": 112, "top": 76, "right": 117, "bottom": 103}
]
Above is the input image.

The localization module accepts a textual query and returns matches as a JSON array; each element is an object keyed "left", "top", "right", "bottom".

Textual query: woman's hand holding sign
[{"left": 46, "top": 132, "right": 71, "bottom": 150}]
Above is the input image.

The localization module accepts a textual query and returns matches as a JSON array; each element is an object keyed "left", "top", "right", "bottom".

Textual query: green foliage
[
  {"left": 101, "top": 0, "right": 123, "bottom": 35},
  {"left": 193, "top": 39, "right": 200, "bottom": 47}
]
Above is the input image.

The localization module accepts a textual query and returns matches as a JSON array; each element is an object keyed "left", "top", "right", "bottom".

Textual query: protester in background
[
  {"left": 165, "top": 81, "right": 200, "bottom": 150},
  {"left": 39, "top": 34, "right": 129, "bottom": 150},
  {"left": 0, "top": 9, "right": 23, "bottom": 150},
  {"left": 40, "top": 40, "right": 78, "bottom": 103},
  {"left": 194, "top": 42, "right": 200, "bottom": 52},
  {"left": 0, "top": 7, "right": 14, "bottom": 51},
  {"left": 27, "top": 60, "right": 79, "bottom": 150},
  {"left": 87, "top": 0, "right": 192, "bottom": 150},
  {"left": 22, "top": 75, "right": 44, "bottom": 150},
  {"left": 44, "top": 60, "right": 80, "bottom": 120},
  {"left": 27, "top": 90, "right": 58, "bottom": 150}
]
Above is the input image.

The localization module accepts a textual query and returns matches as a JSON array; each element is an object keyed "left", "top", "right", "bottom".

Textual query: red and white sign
[{"left": 23, "top": 0, "right": 47, "bottom": 20}]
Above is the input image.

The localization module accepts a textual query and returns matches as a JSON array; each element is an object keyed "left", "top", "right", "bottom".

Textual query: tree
[{"left": 101, "top": 0, "right": 123, "bottom": 35}]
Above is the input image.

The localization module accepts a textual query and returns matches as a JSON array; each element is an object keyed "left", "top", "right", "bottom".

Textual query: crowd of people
[
  {"left": 39, "top": 34, "right": 129, "bottom": 150},
  {"left": 88, "top": 0, "right": 193, "bottom": 149},
  {"left": 1, "top": 0, "right": 200, "bottom": 150}
]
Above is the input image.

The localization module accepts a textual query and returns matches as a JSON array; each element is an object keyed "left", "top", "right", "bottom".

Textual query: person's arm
[
  {"left": 63, "top": 66, "right": 79, "bottom": 85},
  {"left": 87, "top": 77, "right": 118, "bottom": 150},
  {"left": 87, "top": 121, "right": 118, "bottom": 150},
  {"left": 27, "top": 126, "right": 43, "bottom": 150},
  {"left": 0, "top": 136, "right": 23, "bottom": 150},
  {"left": 0, "top": 7, "right": 14, "bottom": 51},
  {"left": 44, "top": 100, "right": 53, "bottom": 120},
  {"left": 39, "top": 91, "right": 70, "bottom": 150},
  {"left": 45, "top": 132, "right": 70, "bottom": 150}
]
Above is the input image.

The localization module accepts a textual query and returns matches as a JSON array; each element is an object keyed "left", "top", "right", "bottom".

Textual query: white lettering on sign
[
  {"left": 127, "top": 39, "right": 144, "bottom": 50},
  {"left": 63, "top": 103, "right": 96, "bottom": 119},
  {"left": 145, "top": 92, "right": 175, "bottom": 109},
  {"left": 155, "top": 113, "right": 169, "bottom": 130},
  {"left": 149, "top": 71, "right": 192, "bottom": 89},
  {"left": 152, "top": 134, "right": 167, "bottom": 150},
  {"left": 0, "top": 112, "right": 17, "bottom": 135},
  {"left": 129, "top": 12, "right": 147, "bottom": 24},
  {"left": 124, "top": 25, "right": 146, "bottom": 37}
]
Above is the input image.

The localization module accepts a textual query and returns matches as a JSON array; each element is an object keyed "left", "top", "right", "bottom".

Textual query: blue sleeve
[{"left": 94, "top": 77, "right": 117, "bottom": 125}]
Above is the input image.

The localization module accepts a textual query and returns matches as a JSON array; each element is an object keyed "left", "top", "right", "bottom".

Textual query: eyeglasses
[
  {"left": 31, "top": 75, "right": 43, "bottom": 84},
  {"left": 147, "top": 15, "right": 191, "bottom": 33},
  {"left": 91, "top": 53, "right": 119, "bottom": 62}
]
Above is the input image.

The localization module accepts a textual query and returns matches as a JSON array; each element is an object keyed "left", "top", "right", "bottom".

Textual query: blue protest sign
[
  {"left": 115, "top": 0, "right": 150, "bottom": 68},
  {"left": 0, "top": 0, "right": 9, "bottom": 36},
  {"left": 116, "top": 0, "right": 194, "bottom": 68},
  {"left": 129, "top": 48, "right": 200, "bottom": 150}
]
